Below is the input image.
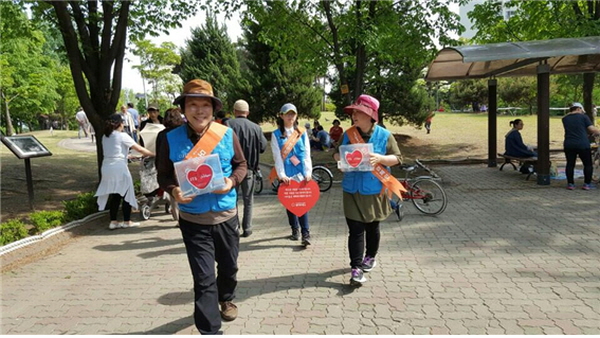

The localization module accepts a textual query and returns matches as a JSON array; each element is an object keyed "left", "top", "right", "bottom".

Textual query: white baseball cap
[{"left": 571, "top": 102, "right": 585, "bottom": 112}]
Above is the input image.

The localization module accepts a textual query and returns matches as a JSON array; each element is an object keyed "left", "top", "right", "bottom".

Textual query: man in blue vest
[{"left": 156, "top": 79, "right": 247, "bottom": 335}]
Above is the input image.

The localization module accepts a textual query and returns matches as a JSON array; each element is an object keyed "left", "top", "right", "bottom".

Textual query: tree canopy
[
  {"left": 233, "top": 0, "right": 462, "bottom": 126},
  {"left": 28, "top": 0, "right": 205, "bottom": 175},
  {"left": 467, "top": 0, "right": 600, "bottom": 120}
]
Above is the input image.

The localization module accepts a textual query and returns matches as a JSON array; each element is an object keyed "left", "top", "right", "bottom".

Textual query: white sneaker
[
  {"left": 109, "top": 222, "right": 120, "bottom": 230},
  {"left": 122, "top": 222, "right": 139, "bottom": 228}
]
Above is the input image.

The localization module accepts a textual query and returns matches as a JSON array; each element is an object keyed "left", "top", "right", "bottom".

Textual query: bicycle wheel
[
  {"left": 253, "top": 171, "right": 263, "bottom": 194},
  {"left": 312, "top": 166, "right": 333, "bottom": 192},
  {"left": 410, "top": 178, "right": 447, "bottom": 215}
]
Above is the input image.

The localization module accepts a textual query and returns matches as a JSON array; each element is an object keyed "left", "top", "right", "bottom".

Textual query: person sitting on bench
[{"left": 505, "top": 119, "right": 537, "bottom": 174}]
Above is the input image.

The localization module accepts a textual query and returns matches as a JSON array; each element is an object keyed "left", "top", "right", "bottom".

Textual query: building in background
[{"left": 459, "top": 0, "right": 516, "bottom": 39}]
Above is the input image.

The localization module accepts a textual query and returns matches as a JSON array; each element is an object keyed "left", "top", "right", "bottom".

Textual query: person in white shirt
[
  {"left": 270, "top": 103, "right": 313, "bottom": 245},
  {"left": 75, "top": 107, "right": 90, "bottom": 139},
  {"left": 95, "top": 114, "right": 154, "bottom": 229}
]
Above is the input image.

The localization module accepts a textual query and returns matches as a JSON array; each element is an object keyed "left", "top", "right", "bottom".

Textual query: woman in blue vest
[
  {"left": 156, "top": 79, "right": 247, "bottom": 335},
  {"left": 271, "top": 103, "right": 313, "bottom": 246},
  {"left": 333, "top": 94, "right": 403, "bottom": 286}
]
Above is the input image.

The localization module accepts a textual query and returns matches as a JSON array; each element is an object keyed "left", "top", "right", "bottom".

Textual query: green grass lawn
[
  {"left": 259, "top": 111, "right": 568, "bottom": 164},
  {"left": 0, "top": 113, "right": 571, "bottom": 221}
]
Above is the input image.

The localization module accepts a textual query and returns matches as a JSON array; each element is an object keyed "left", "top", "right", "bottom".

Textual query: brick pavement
[{"left": 2, "top": 164, "right": 600, "bottom": 335}]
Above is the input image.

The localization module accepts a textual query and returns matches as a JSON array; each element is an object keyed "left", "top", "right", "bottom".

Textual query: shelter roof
[{"left": 425, "top": 36, "right": 600, "bottom": 81}]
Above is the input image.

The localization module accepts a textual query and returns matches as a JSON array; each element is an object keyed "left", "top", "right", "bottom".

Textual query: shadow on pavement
[
  {"left": 123, "top": 315, "right": 194, "bottom": 335},
  {"left": 92, "top": 237, "right": 182, "bottom": 252}
]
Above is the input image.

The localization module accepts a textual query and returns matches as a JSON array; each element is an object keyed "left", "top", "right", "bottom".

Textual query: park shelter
[{"left": 425, "top": 36, "right": 600, "bottom": 185}]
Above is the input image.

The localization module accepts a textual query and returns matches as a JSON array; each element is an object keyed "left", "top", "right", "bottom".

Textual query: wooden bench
[{"left": 497, "top": 153, "right": 537, "bottom": 180}]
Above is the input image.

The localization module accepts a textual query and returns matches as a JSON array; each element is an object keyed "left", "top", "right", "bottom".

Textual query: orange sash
[
  {"left": 184, "top": 122, "right": 228, "bottom": 159},
  {"left": 268, "top": 127, "right": 305, "bottom": 184},
  {"left": 345, "top": 126, "right": 406, "bottom": 199}
]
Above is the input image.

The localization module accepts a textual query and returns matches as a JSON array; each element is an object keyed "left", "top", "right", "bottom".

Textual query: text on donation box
[
  {"left": 277, "top": 180, "right": 320, "bottom": 217},
  {"left": 338, "top": 143, "right": 374, "bottom": 172},
  {"left": 174, "top": 154, "right": 226, "bottom": 198}
]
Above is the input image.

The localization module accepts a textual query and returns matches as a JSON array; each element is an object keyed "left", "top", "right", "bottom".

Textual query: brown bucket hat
[{"left": 173, "top": 79, "right": 223, "bottom": 112}]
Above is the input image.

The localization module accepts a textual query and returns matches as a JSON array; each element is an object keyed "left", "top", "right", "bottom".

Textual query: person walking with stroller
[
  {"left": 333, "top": 94, "right": 404, "bottom": 286},
  {"left": 95, "top": 114, "right": 154, "bottom": 229},
  {"left": 156, "top": 79, "right": 247, "bottom": 335},
  {"left": 226, "top": 99, "right": 268, "bottom": 237},
  {"left": 269, "top": 103, "right": 313, "bottom": 246}
]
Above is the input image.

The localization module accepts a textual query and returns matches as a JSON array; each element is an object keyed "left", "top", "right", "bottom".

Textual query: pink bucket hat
[{"left": 343, "top": 94, "right": 380, "bottom": 122}]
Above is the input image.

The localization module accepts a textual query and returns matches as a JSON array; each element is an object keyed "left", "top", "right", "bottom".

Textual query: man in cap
[
  {"left": 140, "top": 104, "right": 163, "bottom": 131},
  {"left": 156, "top": 79, "right": 247, "bottom": 334},
  {"left": 562, "top": 102, "right": 600, "bottom": 190},
  {"left": 226, "top": 99, "right": 268, "bottom": 237}
]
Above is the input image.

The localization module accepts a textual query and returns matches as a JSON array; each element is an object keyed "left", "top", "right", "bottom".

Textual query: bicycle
[
  {"left": 270, "top": 164, "right": 334, "bottom": 192},
  {"left": 391, "top": 159, "right": 448, "bottom": 221}
]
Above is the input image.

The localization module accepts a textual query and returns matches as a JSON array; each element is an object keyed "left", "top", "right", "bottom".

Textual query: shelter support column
[
  {"left": 537, "top": 64, "right": 550, "bottom": 185},
  {"left": 488, "top": 79, "right": 497, "bottom": 167}
]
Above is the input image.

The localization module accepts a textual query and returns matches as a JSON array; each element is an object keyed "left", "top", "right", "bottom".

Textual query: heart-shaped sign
[
  {"left": 186, "top": 164, "right": 214, "bottom": 190},
  {"left": 278, "top": 180, "right": 320, "bottom": 217},
  {"left": 345, "top": 150, "right": 363, "bottom": 167}
]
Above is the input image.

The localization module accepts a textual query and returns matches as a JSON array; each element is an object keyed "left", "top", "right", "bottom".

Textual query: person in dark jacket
[
  {"left": 156, "top": 79, "right": 247, "bottom": 335},
  {"left": 504, "top": 119, "right": 537, "bottom": 174},
  {"left": 562, "top": 102, "right": 600, "bottom": 190},
  {"left": 139, "top": 104, "right": 164, "bottom": 131},
  {"left": 226, "top": 99, "right": 268, "bottom": 237}
]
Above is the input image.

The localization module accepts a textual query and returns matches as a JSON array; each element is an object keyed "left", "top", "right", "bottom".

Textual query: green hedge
[
  {"left": 1, "top": 192, "right": 99, "bottom": 247},
  {"left": 0, "top": 219, "right": 29, "bottom": 246},
  {"left": 62, "top": 192, "right": 98, "bottom": 222},
  {"left": 30, "top": 210, "right": 66, "bottom": 234}
]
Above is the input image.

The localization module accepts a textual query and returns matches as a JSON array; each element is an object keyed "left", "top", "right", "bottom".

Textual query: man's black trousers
[{"left": 179, "top": 215, "right": 240, "bottom": 335}]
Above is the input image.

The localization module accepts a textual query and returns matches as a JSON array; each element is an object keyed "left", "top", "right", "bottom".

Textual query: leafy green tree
[
  {"left": 0, "top": 2, "right": 59, "bottom": 134},
  {"left": 131, "top": 39, "right": 182, "bottom": 107},
  {"left": 447, "top": 79, "right": 488, "bottom": 112},
  {"left": 30, "top": 0, "right": 205, "bottom": 176},
  {"left": 235, "top": 20, "right": 321, "bottom": 123},
  {"left": 53, "top": 64, "right": 80, "bottom": 130},
  {"left": 498, "top": 77, "right": 537, "bottom": 114},
  {"left": 236, "top": 0, "right": 462, "bottom": 126},
  {"left": 467, "top": 0, "right": 600, "bottom": 121},
  {"left": 178, "top": 16, "right": 244, "bottom": 111}
]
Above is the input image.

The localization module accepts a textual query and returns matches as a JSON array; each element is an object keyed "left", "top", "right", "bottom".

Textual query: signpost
[{"left": 1, "top": 135, "right": 52, "bottom": 210}]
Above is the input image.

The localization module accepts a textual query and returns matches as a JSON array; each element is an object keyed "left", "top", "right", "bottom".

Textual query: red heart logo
[
  {"left": 278, "top": 180, "right": 320, "bottom": 217},
  {"left": 345, "top": 150, "right": 363, "bottom": 167},
  {"left": 186, "top": 164, "right": 214, "bottom": 190}
]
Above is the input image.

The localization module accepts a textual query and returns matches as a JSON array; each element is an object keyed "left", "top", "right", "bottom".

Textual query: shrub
[
  {"left": 0, "top": 219, "right": 29, "bottom": 246},
  {"left": 324, "top": 102, "right": 336, "bottom": 113},
  {"left": 29, "top": 210, "right": 66, "bottom": 234},
  {"left": 63, "top": 192, "right": 98, "bottom": 222}
]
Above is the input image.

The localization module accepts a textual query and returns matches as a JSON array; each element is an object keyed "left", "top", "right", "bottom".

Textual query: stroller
[
  {"left": 138, "top": 123, "right": 179, "bottom": 221},
  {"left": 139, "top": 157, "right": 178, "bottom": 220}
]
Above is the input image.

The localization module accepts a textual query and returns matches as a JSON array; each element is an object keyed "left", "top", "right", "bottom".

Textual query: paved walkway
[{"left": 2, "top": 164, "right": 600, "bottom": 335}]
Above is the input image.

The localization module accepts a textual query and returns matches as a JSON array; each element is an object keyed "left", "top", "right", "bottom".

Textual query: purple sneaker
[
  {"left": 582, "top": 183, "right": 596, "bottom": 190},
  {"left": 362, "top": 256, "right": 377, "bottom": 272},
  {"left": 566, "top": 184, "right": 575, "bottom": 190},
  {"left": 350, "top": 268, "right": 366, "bottom": 285}
]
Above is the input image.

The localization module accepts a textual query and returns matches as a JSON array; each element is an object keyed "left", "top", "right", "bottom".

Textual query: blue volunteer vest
[
  {"left": 167, "top": 124, "right": 237, "bottom": 214},
  {"left": 273, "top": 128, "right": 308, "bottom": 178},
  {"left": 341, "top": 125, "right": 390, "bottom": 195}
]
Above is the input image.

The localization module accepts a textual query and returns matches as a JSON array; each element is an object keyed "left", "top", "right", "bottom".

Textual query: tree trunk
[
  {"left": 322, "top": 0, "right": 351, "bottom": 106},
  {"left": 1, "top": 91, "right": 16, "bottom": 136},
  {"left": 49, "top": 1, "right": 130, "bottom": 180},
  {"left": 583, "top": 72, "right": 595, "bottom": 123},
  {"left": 353, "top": 0, "right": 376, "bottom": 97}
]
